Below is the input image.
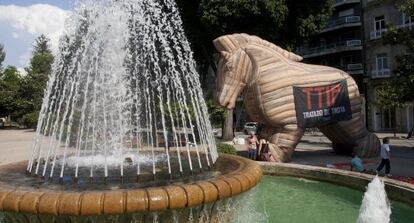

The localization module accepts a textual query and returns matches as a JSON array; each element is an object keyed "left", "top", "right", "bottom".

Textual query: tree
[
  {"left": 18, "top": 35, "right": 54, "bottom": 128},
  {"left": 0, "top": 43, "right": 5, "bottom": 75},
  {"left": 376, "top": 83, "right": 407, "bottom": 137},
  {"left": 206, "top": 99, "right": 227, "bottom": 128},
  {"left": 0, "top": 66, "right": 21, "bottom": 118},
  {"left": 176, "top": 0, "right": 333, "bottom": 140},
  {"left": 176, "top": 0, "right": 333, "bottom": 83},
  {"left": 377, "top": 0, "right": 414, "bottom": 135},
  {"left": 400, "top": 0, "right": 414, "bottom": 15}
]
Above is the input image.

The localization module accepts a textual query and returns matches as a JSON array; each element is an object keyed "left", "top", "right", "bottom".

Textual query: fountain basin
[
  {"left": 259, "top": 162, "right": 414, "bottom": 205},
  {"left": 0, "top": 154, "right": 262, "bottom": 216},
  {"left": 2, "top": 157, "right": 414, "bottom": 222},
  {"left": 224, "top": 162, "right": 414, "bottom": 223},
  {"left": 231, "top": 176, "right": 414, "bottom": 222}
]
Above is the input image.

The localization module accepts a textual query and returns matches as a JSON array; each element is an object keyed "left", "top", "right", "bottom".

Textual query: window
[
  {"left": 371, "top": 16, "right": 386, "bottom": 39},
  {"left": 380, "top": 108, "right": 395, "bottom": 130},
  {"left": 403, "top": 13, "right": 413, "bottom": 24},
  {"left": 376, "top": 53, "right": 388, "bottom": 70},
  {"left": 372, "top": 54, "right": 390, "bottom": 78},
  {"left": 374, "top": 16, "right": 385, "bottom": 32},
  {"left": 402, "top": 13, "right": 413, "bottom": 28}
]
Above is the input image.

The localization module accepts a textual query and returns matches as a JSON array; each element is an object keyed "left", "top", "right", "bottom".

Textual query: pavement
[
  {"left": 0, "top": 129, "right": 35, "bottom": 165},
  {"left": 232, "top": 131, "right": 414, "bottom": 179},
  {"left": 1, "top": 129, "right": 414, "bottom": 179},
  {"left": 294, "top": 133, "right": 414, "bottom": 178}
]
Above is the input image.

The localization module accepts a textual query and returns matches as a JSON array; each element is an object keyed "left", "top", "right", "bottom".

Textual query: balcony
[
  {"left": 397, "top": 23, "right": 414, "bottom": 29},
  {"left": 333, "top": 0, "right": 360, "bottom": 7},
  {"left": 367, "top": 0, "right": 381, "bottom": 6},
  {"left": 370, "top": 29, "right": 387, "bottom": 40},
  {"left": 372, "top": 69, "right": 391, "bottom": 78},
  {"left": 347, "top": 63, "right": 363, "bottom": 70},
  {"left": 322, "top": 16, "right": 361, "bottom": 32},
  {"left": 297, "top": 39, "right": 362, "bottom": 58},
  {"left": 370, "top": 23, "right": 414, "bottom": 40},
  {"left": 335, "top": 63, "right": 363, "bottom": 74}
]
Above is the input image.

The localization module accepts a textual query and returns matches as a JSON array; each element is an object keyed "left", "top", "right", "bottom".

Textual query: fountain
[
  {"left": 2, "top": 1, "right": 414, "bottom": 222},
  {"left": 0, "top": 0, "right": 261, "bottom": 222},
  {"left": 357, "top": 176, "right": 391, "bottom": 223}
]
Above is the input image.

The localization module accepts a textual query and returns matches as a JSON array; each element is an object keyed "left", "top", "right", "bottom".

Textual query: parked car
[{"left": 244, "top": 122, "right": 258, "bottom": 134}]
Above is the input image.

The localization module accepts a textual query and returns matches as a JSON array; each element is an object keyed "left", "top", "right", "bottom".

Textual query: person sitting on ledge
[{"left": 351, "top": 152, "right": 365, "bottom": 172}]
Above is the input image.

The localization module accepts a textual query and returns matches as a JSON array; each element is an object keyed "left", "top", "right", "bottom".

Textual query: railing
[
  {"left": 370, "top": 23, "right": 413, "bottom": 40},
  {"left": 347, "top": 63, "right": 363, "bottom": 70},
  {"left": 346, "top": 39, "right": 362, "bottom": 46},
  {"left": 325, "top": 16, "right": 361, "bottom": 29},
  {"left": 397, "top": 23, "right": 414, "bottom": 29},
  {"left": 334, "top": 63, "right": 363, "bottom": 72},
  {"left": 297, "top": 39, "right": 362, "bottom": 56},
  {"left": 372, "top": 69, "right": 391, "bottom": 78},
  {"left": 370, "top": 29, "right": 387, "bottom": 40},
  {"left": 334, "top": 0, "right": 360, "bottom": 6}
]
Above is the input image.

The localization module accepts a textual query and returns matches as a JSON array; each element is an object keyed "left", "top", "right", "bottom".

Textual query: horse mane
[{"left": 213, "top": 33, "right": 303, "bottom": 62}]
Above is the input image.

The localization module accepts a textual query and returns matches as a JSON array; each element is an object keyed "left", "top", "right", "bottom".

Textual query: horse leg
[
  {"left": 318, "top": 115, "right": 380, "bottom": 157},
  {"left": 266, "top": 125, "right": 304, "bottom": 162}
]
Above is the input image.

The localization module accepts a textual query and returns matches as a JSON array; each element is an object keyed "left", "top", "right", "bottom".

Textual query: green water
[{"left": 230, "top": 176, "right": 414, "bottom": 223}]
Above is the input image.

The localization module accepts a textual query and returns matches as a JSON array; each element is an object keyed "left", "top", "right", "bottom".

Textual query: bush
[
  {"left": 21, "top": 112, "right": 38, "bottom": 129},
  {"left": 216, "top": 143, "right": 237, "bottom": 155}
]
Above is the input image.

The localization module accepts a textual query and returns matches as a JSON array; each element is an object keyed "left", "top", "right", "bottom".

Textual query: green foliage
[
  {"left": 0, "top": 66, "right": 22, "bottom": 118},
  {"left": 400, "top": 0, "right": 414, "bottom": 15},
  {"left": 216, "top": 142, "right": 237, "bottom": 155},
  {"left": 378, "top": 0, "right": 414, "bottom": 106},
  {"left": 33, "top": 35, "right": 52, "bottom": 55},
  {"left": 161, "top": 101, "right": 197, "bottom": 129},
  {"left": 22, "top": 112, "right": 39, "bottom": 129},
  {"left": 20, "top": 35, "right": 54, "bottom": 120},
  {"left": 0, "top": 43, "right": 5, "bottom": 73},
  {"left": 199, "top": 0, "right": 288, "bottom": 42},
  {"left": 206, "top": 99, "right": 227, "bottom": 127},
  {"left": 0, "top": 35, "right": 53, "bottom": 128},
  {"left": 376, "top": 81, "right": 408, "bottom": 109}
]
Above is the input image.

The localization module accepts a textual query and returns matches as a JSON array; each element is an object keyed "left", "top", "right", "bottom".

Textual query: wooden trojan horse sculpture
[{"left": 213, "top": 33, "right": 380, "bottom": 162}]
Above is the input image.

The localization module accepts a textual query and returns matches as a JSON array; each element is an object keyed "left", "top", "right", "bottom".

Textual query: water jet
[{"left": 0, "top": 0, "right": 261, "bottom": 222}]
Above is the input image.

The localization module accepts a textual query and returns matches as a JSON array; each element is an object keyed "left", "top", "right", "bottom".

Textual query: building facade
[
  {"left": 298, "top": 0, "right": 413, "bottom": 132},
  {"left": 297, "top": 0, "right": 364, "bottom": 91},
  {"left": 363, "top": 0, "right": 413, "bottom": 132},
  {"left": 297, "top": 0, "right": 366, "bottom": 123}
]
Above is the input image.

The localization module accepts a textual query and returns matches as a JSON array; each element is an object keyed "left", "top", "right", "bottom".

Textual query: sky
[{"left": 0, "top": 0, "right": 75, "bottom": 73}]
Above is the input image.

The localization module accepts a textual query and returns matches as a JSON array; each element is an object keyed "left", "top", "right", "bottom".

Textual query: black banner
[{"left": 293, "top": 81, "right": 352, "bottom": 128}]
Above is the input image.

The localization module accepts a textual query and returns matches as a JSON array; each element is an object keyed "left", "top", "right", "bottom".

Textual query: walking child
[{"left": 376, "top": 137, "right": 391, "bottom": 177}]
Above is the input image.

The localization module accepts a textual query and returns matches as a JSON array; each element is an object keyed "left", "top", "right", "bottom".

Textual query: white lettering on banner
[
  {"left": 303, "top": 110, "right": 323, "bottom": 119},
  {"left": 302, "top": 106, "right": 346, "bottom": 119},
  {"left": 331, "top": 106, "right": 346, "bottom": 114}
]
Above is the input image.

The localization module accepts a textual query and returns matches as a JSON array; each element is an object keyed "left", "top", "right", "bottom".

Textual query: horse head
[
  {"left": 213, "top": 33, "right": 303, "bottom": 109},
  {"left": 213, "top": 34, "right": 253, "bottom": 109}
]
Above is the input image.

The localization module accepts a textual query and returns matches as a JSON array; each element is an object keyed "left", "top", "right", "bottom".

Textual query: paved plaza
[
  {"left": 233, "top": 131, "right": 414, "bottom": 179},
  {"left": 1, "top": 129, "right": 414, "bottom": 179},
  {"left": 293, "top": 133, "right": 414, "bottom": 178}
]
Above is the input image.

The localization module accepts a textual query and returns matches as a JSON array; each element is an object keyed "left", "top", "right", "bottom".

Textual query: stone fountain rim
[{"left": 0, "top": 154, "right": 262, "bottom": 216}]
